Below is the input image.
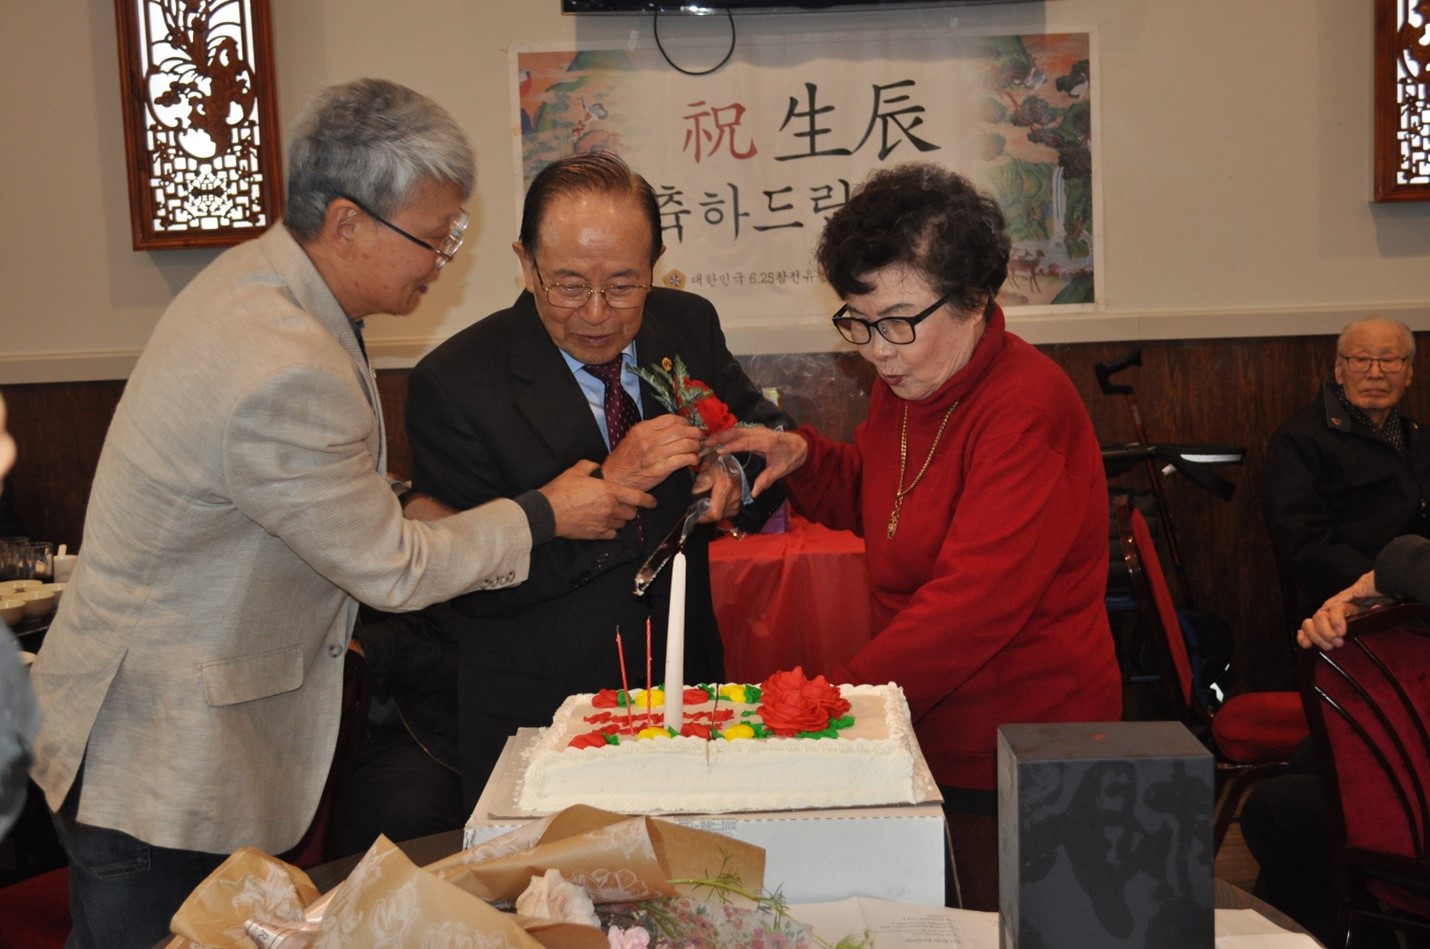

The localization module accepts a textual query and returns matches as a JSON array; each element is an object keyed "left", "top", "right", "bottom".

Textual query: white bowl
[
  {"left": 0, "top": 579, "right": 42, "bottom": 593},
  {"left": 0, "top": 598, "right": 24, "bottom": 626},
  {"left": 40, "top": 582, "right": 65, "bottom": 608},
  {"left": 15, "top": 589, "right": 54, "bottom": 619}
]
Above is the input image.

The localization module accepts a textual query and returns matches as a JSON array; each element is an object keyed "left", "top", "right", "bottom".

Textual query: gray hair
[
  {"left": 1336, "top": 316, "right": 1416, "bottom": 361},
  {"left": 284, "top": 78, "right": 475, "bottom": 241}
]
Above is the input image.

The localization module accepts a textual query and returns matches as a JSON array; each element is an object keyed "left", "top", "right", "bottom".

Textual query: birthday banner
[{"left": 513, "top": 29, "right": 1095, "bottom": 333}]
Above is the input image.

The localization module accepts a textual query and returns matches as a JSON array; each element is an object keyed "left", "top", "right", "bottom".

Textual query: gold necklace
[{"left": 887, "top": 401, "right": 958, "bottom": 539}]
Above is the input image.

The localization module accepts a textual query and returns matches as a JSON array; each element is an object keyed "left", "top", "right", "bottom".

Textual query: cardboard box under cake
[{"left": 464, "top": 728, "right": 947, "bottom": 906}]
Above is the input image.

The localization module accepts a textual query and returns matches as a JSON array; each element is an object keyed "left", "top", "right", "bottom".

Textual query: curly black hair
[{"left": 816, "top": 163, "right": 1011, "bottom": 316}]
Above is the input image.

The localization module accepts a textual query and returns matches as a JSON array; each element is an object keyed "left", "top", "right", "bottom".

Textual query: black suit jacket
[
  {"left": 1264, "top": 382, "right": 1430, "bottom": 616},
  {"left": 407, "top": 288, "right": 789, "bottom": 803}
]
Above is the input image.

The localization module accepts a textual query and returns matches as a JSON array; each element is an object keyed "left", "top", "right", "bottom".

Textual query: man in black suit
[{"left": 407, "top": 152, "right": 789, "bottom": 807}]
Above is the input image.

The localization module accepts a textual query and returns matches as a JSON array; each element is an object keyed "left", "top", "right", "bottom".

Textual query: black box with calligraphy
[{"left": 996, "top": 721, "right": 1214, "bottom": 949}]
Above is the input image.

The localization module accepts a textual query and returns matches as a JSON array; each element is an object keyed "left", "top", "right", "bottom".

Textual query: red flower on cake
[
  {"left": 568, "top": 731, "right": 611, "bottom": 750},
  {"left": 680, "top": 722, "right": 715, "bottom": 739},
  {"left": 757, "top": 667, "right": 850, "bottom": 737}
]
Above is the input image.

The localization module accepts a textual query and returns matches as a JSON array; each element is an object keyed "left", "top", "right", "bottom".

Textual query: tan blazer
[{"left": 29, "top": 226, "right": 531, "bottom": 854}]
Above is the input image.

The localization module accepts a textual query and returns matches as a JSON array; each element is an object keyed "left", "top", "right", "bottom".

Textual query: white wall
[{"left": 2, "top": 0, "right": 1426, "bottom": 383}]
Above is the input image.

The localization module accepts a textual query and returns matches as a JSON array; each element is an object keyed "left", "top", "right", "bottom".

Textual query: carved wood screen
[
  {"left": 1375, "top": 0, "right": 1430, "bottom": 201},
  {"left": 113, "top": 0, "right": 283, "bottom": 249}
]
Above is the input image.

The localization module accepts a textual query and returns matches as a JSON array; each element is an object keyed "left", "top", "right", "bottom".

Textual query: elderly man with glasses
[
  {"left": 28, "top": 80, "right": 646, "bottom": 949},
  {"left": 1264, "top": 315, "right": 1430, "bottom": 620},
  {"left": 405, "top": 152, "right": 791, "bottom": 809}
]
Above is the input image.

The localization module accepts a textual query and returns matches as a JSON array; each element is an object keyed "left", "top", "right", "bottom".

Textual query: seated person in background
[
  {"left": 1240, "top": 535, "right": 1430, "bottom": 949},
  {"left": 406, "top": 152, "right": 790, "bottom": 811},
  {"left": 335, "top": 607, "right": 461, "bottom": 858},
  {"left": 709, "top": 163, "right": 1121, "bottom": 911},
  {"left": 1264, "top": 316, "right": 1430, "bottom": 619}
]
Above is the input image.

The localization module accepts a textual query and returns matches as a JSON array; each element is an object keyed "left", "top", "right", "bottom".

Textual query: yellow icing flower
[
  {"left": 721, "top": 724, "right": 756, "bottom": 740},
  {"left": 637, "top": 727, "right": 673, "bottom": 740},
  {"left": 631, "top": 688, "right": 665, "bottom": 709},
  {"left": 718, "top": 684, "right": 750, "bottom": 704}
]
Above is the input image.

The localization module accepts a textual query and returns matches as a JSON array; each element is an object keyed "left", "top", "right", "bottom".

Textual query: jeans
[{"left": 51, "top": 778, "right": 225, "bottom": 949}]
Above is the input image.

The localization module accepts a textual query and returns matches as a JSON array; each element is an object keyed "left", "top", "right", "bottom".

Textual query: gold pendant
[{"left": 887, "top": 507, "right": 900, "bottom": 539}]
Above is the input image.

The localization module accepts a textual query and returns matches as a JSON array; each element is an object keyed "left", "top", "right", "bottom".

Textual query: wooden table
[{"left": 708, "top": 515, "right": 874, "bottom": 682}]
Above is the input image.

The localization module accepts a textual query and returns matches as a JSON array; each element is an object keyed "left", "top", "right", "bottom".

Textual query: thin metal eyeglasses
[
  {"left": 1338, "top": 353, "right": 1409, "bottom": 374},
  {"left": 337, "top": 192, "right": 468, "bottom": 270},
  {"left": 831, "top": 292, "right": 952, "bottom": 345},
  {"left": 532, "top": 262, "right": 652, "bottom": 309}
]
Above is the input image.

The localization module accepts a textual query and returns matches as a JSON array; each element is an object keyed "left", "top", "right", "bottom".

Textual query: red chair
[
  {"left": 1116, "top": 495, "right": 1308, "bottom": 852},
  {"left": 0, "top": 866, "right": 67, "bottom": 949},
  {"left": 1299, "top": 601, "right": 1430, "bottom": 947}
]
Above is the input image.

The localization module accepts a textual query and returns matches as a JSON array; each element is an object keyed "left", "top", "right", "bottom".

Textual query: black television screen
[{"left": 564, "top": 0, "right": 1029, "bottom": 12}]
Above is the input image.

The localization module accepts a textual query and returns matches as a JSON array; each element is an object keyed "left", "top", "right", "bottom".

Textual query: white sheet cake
[{"left": 513, "top": 682, "right": 922, "bottom": 815}]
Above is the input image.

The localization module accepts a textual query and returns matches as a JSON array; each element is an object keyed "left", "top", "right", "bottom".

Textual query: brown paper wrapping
[
  {"left": 432, "top": 805, "right": 764, "bottom": 906},
  {"left": 165, "top": 847, "right": 320, "bottom": 948},
  {"left": 166, "top": 805, "right": 764, "bottom": 948}
]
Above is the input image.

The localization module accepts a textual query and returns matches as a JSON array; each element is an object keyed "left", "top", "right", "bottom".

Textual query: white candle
[{"left": 663, "top": 550, "right": 687, "bottom": 732}]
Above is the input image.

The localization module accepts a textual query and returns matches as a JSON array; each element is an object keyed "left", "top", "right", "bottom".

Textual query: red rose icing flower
[
  {"left": 757, "top": 666, "right": 850, "bottom": 736},
  {"left": 680, "top": 722, "right": 715, "bottom": 739},
  {"left": 683, "top": 686, "right": 712, "bottom": 705},
  {"left": 568, "top": 731, "right": 611, "bottom": 749}
]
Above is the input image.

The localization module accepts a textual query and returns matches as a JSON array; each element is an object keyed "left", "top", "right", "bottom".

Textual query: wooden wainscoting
[{"left": 8, "top": 332, "right": 1425, "bottom": 693}]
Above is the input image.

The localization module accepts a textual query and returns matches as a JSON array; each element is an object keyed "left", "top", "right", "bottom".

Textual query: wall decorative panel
[
  {"left": 1375, "top": 0, "right": 1430, "bottom": 201},
  {"left": 113, "top": 0, "right": 283, "bottom": 248}
]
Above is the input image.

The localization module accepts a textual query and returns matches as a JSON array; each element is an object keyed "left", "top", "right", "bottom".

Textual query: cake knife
[{"left": 632, "top": 492, "right": 711, "bottom": 596}]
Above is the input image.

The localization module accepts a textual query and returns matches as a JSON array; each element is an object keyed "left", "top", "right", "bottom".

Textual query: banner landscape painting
[{"left": 515, "top": 29, "right": 1095, "bottom": 333}]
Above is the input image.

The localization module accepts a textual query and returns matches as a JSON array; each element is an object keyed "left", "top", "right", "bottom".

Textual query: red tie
[
  {"left": 584, "top": 358, "right": 645, "bottom": 546},
  {"left": 583, "top": 358, "right": 642, "bottom": 449}
]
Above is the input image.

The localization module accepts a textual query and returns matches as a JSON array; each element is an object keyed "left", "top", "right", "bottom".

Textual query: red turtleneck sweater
[{"left": 786, "top": 306, "right": 1121, "bottom": 791}]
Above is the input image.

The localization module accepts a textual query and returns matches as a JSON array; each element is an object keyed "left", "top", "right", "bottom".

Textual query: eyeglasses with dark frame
[
  {"left": 531, "top": 262, "right": 653, "bottom": 310},
  {"left": 1338, "top": 352, "right": 1409, "bottom": 374},
  {"left": 336, "top": 192, "right": 468, "bottom": 270},
  {"left": 831, "top": 292, "right": 953, "bottom": 345}
]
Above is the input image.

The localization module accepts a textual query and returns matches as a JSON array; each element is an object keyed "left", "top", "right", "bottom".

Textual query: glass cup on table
[
  {"left": 24, "top": 541, "right": 52, "bottom": 581},
  {"left": 0, "top": 537, "right": 29, "bottom": 580}
]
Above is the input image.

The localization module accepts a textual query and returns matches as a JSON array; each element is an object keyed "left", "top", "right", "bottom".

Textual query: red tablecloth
[{"left": 709, "top": 515, "right": 874, "bottom": 683}]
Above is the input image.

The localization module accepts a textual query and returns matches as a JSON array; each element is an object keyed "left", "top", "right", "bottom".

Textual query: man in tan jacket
[{"left": 28, "top": 78, "right": 649, "bottom": 949}]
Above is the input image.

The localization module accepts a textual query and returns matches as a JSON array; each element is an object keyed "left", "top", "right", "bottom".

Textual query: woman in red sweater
[{"left": 710, "top": 163, "right": 1121, "bottom": 910}]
